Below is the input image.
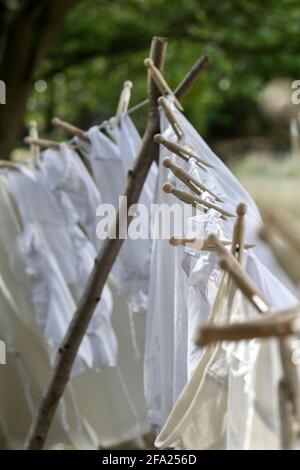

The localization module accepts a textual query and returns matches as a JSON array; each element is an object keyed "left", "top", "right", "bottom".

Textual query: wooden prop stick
[
  {"left": 29, "top": 121, "right": 40, "bottom": 166},
  {"left": 162, "top": 182, "right": 235, "bottom": 218},
  {"left": 208, "top": 234, "right": 270, "bottom": 313},
  {"left": 169, "top": 236, "right": 255, "bottom": 251},
  {"left": 259, "top": 225, "right": 300, "bottom": 286},
  {"left": 25, "top": 37, "right": 207, "bottom": 450},
  {"left": 262, "top": 207, "right": 300, "bottom": 257},
  {"left": 154, "top": 133, "right": 213, "bottom": 168},
  {"left": 52, "top": 117, "right": 90, "bottom": 143},
  {"left": 24, "top": 136, "right": 60, "bottom": 150},
  {"left": 115, "top": 80, "right": 133, "bottom": 126},
  {"left": 231, "top": 203, "right": 247, "bottom": 264},
  {"left": 144, "top": 58, "right": 183, "bottom": 111},
  {"left": 158, "top": 96, "right": 185, "bottom": 139},
  {"left": 163, "top": 157, "right": 221, "bottom": 200}
]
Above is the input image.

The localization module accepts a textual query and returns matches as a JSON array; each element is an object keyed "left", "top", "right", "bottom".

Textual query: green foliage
[{"left": 19, "top": 0, "right": 300, "bottom": 141}]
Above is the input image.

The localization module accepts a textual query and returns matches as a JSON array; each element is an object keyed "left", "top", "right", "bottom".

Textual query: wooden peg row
[
  {"left": 163, "top": 182, "right": 235, "bottom": 218},
  {"left": 154, "top": 133, "right": 213, "bottom": 168},
  {"left": 163, "top": 157, "right": 221, "bottom": 200}
]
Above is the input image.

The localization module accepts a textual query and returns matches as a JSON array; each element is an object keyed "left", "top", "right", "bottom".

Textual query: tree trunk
[{"left": 0, "top": 0, "right": 75, "bottom": 159}]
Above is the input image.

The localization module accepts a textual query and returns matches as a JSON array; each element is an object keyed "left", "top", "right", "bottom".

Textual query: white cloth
[
  {"left": 155, "top": 273, "right": 234, "bottom": 449},
  {"left": 41, "top": 145, "right": 117, "bottom": 369},
  {"left": 0, "top": 178, "right": 95, "bottom": 449},
  {"left": 144, "top": 128, "right": 192, "bottom": 429},
  {"left": 81, "top": 114, "right": 157, "bottom": 313},
  {"left": 155, "top": 258, "right": 297, "bottom": 450},
  {"left": 4, "top": 164, "right": 117, "bottom": 372},
  {"left": 42, "top": 144, "right": 101, "bottom": 247},
  {"left": 0, "top": 173, "right": 149, "bottom": 449},
  {"left": 146, "top": 96, "right": 298, "bottom": 434}
]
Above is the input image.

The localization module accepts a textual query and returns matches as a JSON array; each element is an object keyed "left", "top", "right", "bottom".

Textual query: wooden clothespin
[
  {"left": 208, "top": 233, "right": 269, "bottom": 313},
  {"left": 163, "top": 157, "right": 221, "bottom": 200},
  {"left": 231, "top": 203, "right": 247, "bottom": 264},
  {"left": 52, "top": 117, "right": 90, "bottom": 143},
  {"left": 115, "top": 81, "right": 133, "bottom": 126},
  {"left": 28, "top": 121, "right": 40, "bottom": 167},
  {"left": 197, "top": 306, "right": 300, "bottom": 346},
  {"left": 162, "top": 182, "right": 235, "bottom": 218},
  {"left": 169, "top": 235, "right": 255, "bottom": 251},
  {"left": 154, "top": 134, "right": 213, "bottom": 168},
  {"left": 0, "top": 160, "right": 21, "bottom": 170},
  {"left": 144, "top": 58, "right": 183, "bottom": 111},
  {"left": 24, "top": 136, "right": 60, "bottom": 150},
  {"left": 157, "top": 97, "right": 185, "bottom": 139}
]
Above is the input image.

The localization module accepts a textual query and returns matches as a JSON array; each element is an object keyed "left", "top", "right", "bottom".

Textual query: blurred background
[{"left": 0, "top": 0, "right": 300, "bottom": 214}]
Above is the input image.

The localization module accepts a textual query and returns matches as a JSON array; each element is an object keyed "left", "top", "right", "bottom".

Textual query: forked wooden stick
[{"left": 25, "top": 37, "right": 210, "bottom": 450}]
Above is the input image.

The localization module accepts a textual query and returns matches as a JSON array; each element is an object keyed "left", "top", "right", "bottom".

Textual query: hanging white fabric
[
  {"left": 41, "top": 144, "right": 117, "bottom": 369},
  {"left": 80, "top": 113, "right": 157, "bottom": 314},
  {"left": 0, "top": 170, "right": 149, "bottom": 449}
]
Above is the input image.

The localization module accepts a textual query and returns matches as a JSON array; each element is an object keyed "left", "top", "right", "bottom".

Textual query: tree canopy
[{"left": 0, "top": 0, "right": 299, "bottom": 158}]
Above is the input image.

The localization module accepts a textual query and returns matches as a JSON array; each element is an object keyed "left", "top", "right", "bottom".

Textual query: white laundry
[
  {"left": 41, "top": 145, "right": 117, "bottom": 369},
  {"left": 225, "top": 336, "right": 283, "bottom": 450},
  {"left": 155, "top": 251, "right": 298, "bottom": 450},
  {"left": 0, "top": 172, "right": 149, "bottom": 449},
  {"left": 0, "top": 170, "right": 92, "bottom": 375},
  {"left": 3, "top": 164, "right": 118, "bottom": 372},
  {"left": 80, "top": 113, "right": 157, "bottom": 314},
  {"left": 42, "top": 143, "right": 101, "bottom": 247},
  {"left": 0, "top": 178, "right": 97, "bottom": 449},
  {"left": 144, "top": 128, "right": 192, "bottom": 430},
  {"left": 147, "top": 96, "right": 298, "bottom": 435},
  {"left": 155, "top": 273, "right": 234, "bottom": 450}
]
